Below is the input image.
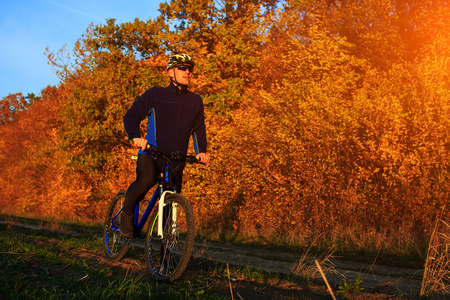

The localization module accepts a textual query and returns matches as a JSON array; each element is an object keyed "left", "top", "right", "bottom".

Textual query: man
[{"left": 120, "top": 53, "right": 210, "bottom": 238}]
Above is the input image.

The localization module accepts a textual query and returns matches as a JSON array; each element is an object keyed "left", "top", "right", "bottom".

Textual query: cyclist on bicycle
[{"left": 120, "top": 53, "right": 210, "bottom": 238}]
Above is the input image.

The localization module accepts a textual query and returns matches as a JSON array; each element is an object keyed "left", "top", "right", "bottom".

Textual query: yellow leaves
[{"left": 0, "top": 0, "right": 449, "bottom": 249}]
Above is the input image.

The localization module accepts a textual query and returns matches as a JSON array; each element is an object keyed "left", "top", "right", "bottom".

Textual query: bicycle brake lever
[{"left": 188, "top": 156, "right": 205, "bottom": 165}]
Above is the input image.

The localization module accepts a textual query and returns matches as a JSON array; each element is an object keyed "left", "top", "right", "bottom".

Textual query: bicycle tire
[
  {"left": 103, "top": 190, "right": 130, "bottom": 261},
  {"left": 145, "top": 193, "right": 195, "bottom": 282}
]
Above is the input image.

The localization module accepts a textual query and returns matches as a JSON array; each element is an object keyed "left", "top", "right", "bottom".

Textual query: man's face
[{"left": 169, "top": 64, "right": 193, "bottom": 86}]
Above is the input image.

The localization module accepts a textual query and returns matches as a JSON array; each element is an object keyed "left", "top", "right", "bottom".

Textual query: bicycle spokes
[
  {"left": 103, "top": 191, "right": 130, "bottom": 261},
  {"left": 145, "top": 194, "right": 195, "bottom": 281}
]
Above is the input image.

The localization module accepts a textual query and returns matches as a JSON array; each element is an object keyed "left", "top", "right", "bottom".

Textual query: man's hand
[
  {"left": 196, "top": 153, "right": 210, "bottom": 165},
  {"left": 132, "top": 138, "right": 148, "bottom": 151}
]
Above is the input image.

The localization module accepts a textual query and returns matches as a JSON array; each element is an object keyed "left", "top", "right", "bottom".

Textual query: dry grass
[
  {"left": 39, "top": 220, "right": 69, "bottom": 232},
  {"left": 420, "top": 217, "right": 450, "bottom": 297},
  {"left": 192, "top": 239, "right": 210, "bottom": 259},
  {"left": 290, "top": 238, "right": 336, "bottom": 279}
]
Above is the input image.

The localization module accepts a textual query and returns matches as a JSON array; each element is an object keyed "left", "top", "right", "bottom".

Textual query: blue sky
[{"left": 0, "top": 0, "right": 162, "bottom": 100}]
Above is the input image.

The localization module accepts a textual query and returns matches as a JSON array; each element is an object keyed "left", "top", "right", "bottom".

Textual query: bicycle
[{"left": 102, "top": 144, "right": 202, "bottom": 282}]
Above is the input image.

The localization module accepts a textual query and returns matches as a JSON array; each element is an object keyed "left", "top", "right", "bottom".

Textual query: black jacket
[{"left": 123, "top": 82, "right": 207, "bottom": 156}]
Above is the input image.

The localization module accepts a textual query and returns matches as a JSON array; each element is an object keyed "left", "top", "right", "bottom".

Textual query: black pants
[{"left": 123, "top": 153, "right": 184, "bottom": 215}]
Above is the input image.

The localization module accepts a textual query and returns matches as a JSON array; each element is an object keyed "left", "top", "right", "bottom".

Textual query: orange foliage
[
  {"left": 0, "top": 86, "right": 93, "bottom": 220},
  {"left": 1, "top": 0, "right": 449, "bottom": 253}
]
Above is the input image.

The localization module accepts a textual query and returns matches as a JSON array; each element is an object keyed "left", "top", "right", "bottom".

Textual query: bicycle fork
[{"left": 158, "top": 191, "right": 178, "bottom": 239}]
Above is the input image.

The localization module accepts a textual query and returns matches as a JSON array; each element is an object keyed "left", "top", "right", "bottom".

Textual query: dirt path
[
  {"left": 191, "top": 240, "right": 424, "bottom": 297},
  {"left": 0, "top": 216, "right": 424, "bottom": 298}
]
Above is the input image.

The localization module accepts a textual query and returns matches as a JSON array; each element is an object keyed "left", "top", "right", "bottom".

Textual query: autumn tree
[
  {"left": 2, "top": 0, "right": 448, "bottom": 255},
  {"left": 185, "top": 0, "right": 450, "bottom": 245},
  {"left": 0, "top": 93, "right": 28, "bottom": 124},
  {"left": 46, "top": 19, "right": 169, "bottom": 197},
  {"left": 157, "top": 0, "right": 278, "bottom": 112},
  {"left": 0, "top": 85, "right": 93, "bottom": 219}
]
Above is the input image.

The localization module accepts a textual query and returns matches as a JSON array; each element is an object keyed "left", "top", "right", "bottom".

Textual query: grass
[
  {"left": 197, "top": 225, "right": 427, "bottom": 270},
  {"left": 0, "top": 221, "right": 328, "bottom": 299},
  {"left": 0, "top": 224, "right": 218, "bottom": 299},
  {"left": 420, "top": 217, "right": 450, "bottom": 298},
  {"left": 290, "top": 242, "right": 336, "bottom": 281},
  {"left": 1, "top": 213, "right": 431, "bottom": 299},
  {"left": 7, "top": 212, "right": 427, "bottom": 268}
]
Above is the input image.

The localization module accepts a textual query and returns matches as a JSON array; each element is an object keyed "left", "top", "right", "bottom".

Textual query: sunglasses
[{"left": 176, "top": 65, "right": 194, "bottom": 72}]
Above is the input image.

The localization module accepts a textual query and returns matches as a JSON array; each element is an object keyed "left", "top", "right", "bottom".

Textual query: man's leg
[{"left": 120, "top": 153, "right": 160, "bottom": 238}]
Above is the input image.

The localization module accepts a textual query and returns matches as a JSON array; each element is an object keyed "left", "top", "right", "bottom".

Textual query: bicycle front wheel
[
  {"left": 103, "top": 191, "right": 130, "bottom": 261},
  {"left": 145, "top": 193, "right": 195, "bottom": 282}
]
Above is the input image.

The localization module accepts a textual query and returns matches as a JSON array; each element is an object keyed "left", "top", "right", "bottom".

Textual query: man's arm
[
  {"left": 123, "top": 91, "right": 154, "bottom": 142},
  {"left": 192, "top": 99, "right": 209, "bottom": 164}
]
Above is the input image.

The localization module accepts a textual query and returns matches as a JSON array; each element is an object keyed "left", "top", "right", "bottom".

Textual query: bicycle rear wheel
[
  {"left": 145, "top": 193, "right": 195, "bottom": 282},
  {"left": 103, "top": 191, "right": 130, "bottom": 261}
]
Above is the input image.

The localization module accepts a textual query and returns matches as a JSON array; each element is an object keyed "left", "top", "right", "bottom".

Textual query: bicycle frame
[
  {"left": 132, "top": 165, "right": 176, "bottom": 237},
  {"left": 133, "top": 188, "right": 159, "bottom": 233}
]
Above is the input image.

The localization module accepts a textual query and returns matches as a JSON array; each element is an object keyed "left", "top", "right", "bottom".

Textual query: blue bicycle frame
[{"left": 132, "top": 165, "right": 174, "bottom": 235}]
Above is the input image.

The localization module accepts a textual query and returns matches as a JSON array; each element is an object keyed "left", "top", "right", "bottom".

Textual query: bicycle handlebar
[{"left": 144, "top": 144, "right": 205, "bottom": 165}]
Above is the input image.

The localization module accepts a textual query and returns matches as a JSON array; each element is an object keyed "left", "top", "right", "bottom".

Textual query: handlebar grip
[
  {"left": 145, "top": 144, "right": 160, "bottom": 155},
  {"left": 188, "top": 156, "right": 205, "bottom": 165},
  {"left": 145, "top": 144, "right": 156, "bottom": 151}
]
